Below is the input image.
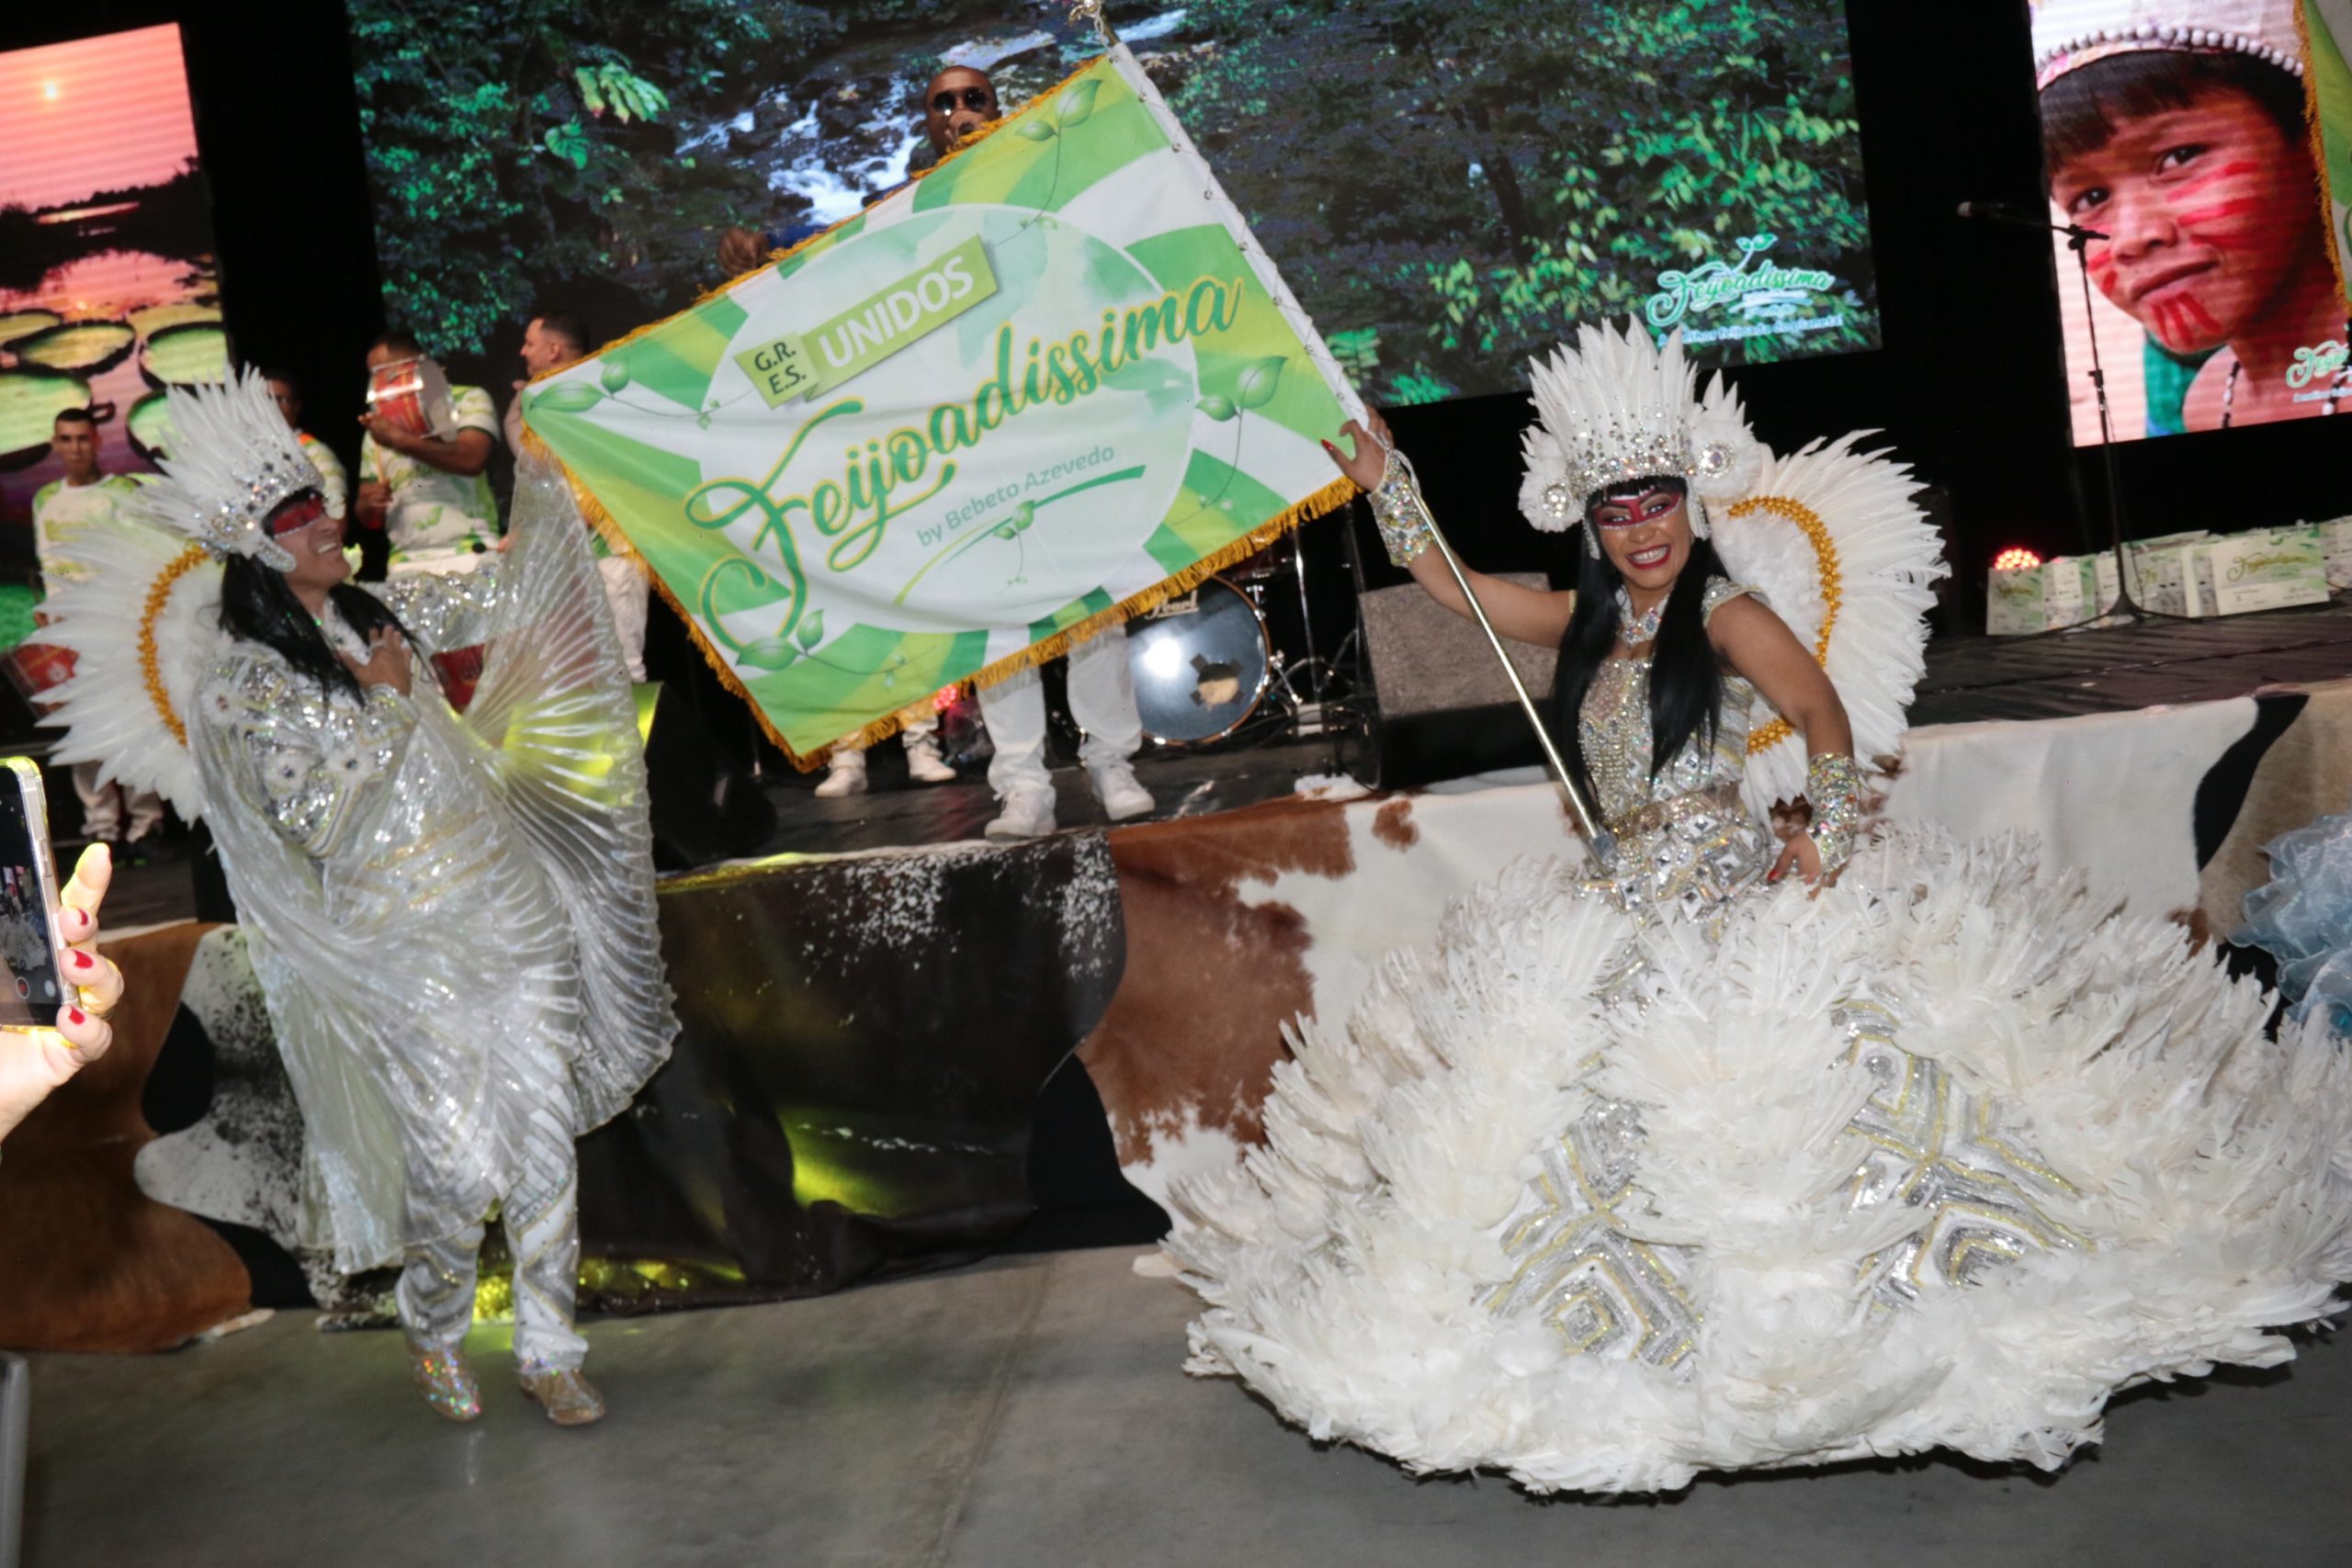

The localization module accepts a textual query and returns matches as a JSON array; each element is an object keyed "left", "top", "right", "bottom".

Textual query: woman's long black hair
[
  {"left": 218, "top": 497, "right": 415, "bottom": 701},
  {"left": 1548, "top": 475, "right": 1731, "bottom": 808}
]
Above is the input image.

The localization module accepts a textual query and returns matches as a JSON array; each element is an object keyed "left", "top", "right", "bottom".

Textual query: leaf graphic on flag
[
  {"left": 1235, "top": 355, "right": 1288, "bottom": 410},
  {"left": 532, "top": 382, "right": 604, "bottom": 414},
  {"left": 1057, "top": 79, "right": 1102, "bottom": 128},
  {"left": 736, "top": 637, "right": 801, "bottom": 671}
]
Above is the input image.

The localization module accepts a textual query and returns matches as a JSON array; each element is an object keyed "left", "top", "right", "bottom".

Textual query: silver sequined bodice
[{"left": 1577, "top": 581, "right": 1773, "bottom": 916}]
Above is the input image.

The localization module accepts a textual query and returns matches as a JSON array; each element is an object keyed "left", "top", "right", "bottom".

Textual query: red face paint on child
[{"left": 2049, "top": 89, "right": 2320, "bottom": 354}]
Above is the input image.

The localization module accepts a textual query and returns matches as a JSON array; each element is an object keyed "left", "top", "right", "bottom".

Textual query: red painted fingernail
[
  {"left": 71, "top": 949, "right": 93, "bottom": 969},
  {"left": 66, "top": 1007, "right": 85, "bottom": 1025}
]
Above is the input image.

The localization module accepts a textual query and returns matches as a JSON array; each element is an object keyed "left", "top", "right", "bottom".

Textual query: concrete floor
[{"left": 19, "top": 1246, "right": 2352, "bottom": 1567}]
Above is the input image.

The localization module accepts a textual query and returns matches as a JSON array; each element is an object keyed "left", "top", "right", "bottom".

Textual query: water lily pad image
[
  {"left": 0, "top": 310, "right": 62, "bottom": 351},
  {"left": 128, "top": 390, "right": 178, "bottom": 462},
  {"left": 0, "top": 367, "right": 96, "bottom": 471},
  {"left": 129, "top": 302, "right": 222, "bottom": 341},
  {"left": 13, "top": 321, "right": 137, "bottom": 376},
  {"left": 141, "top": 320, "right": 229, "bottom": 387}
]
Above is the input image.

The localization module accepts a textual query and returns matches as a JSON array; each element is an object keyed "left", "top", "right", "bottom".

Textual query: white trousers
[
  {"left": 978, "top": 627, "right": 1141, "bottom": 797},
  {"left": 826, "top": 707, "right": 936, "bottom": 775},
  {"left": 598, "top": 554, "right": 651, "bottom": 682},
  {"left": 72, "top": 761, "right": 164, "bottom": 842},
  {"left": 396, "top": 1096, "right": 588, "bottom": 1371}
]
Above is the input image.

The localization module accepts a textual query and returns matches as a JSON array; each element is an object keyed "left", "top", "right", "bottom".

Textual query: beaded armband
[
  {"left": 1805, "top": 752, "right": 1863, "bottom": 879},
  {"left": 1365, "top": 448, "right": 1432, "bottom": 569}
]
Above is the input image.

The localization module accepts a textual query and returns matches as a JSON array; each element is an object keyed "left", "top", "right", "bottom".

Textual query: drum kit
[{"left": 1122, "top": 534, "right": 1340, "bottom": 748}]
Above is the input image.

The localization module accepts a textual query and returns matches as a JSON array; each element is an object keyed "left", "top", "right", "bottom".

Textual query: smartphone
[{"left": 0, "top": 757, "right": 71, "bottom": 1029}]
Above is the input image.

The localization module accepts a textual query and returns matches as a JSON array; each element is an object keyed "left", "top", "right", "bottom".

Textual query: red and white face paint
[
  {"left": 1586, "top": 485, "right": 1693, "bottom": 594},
  {"left": 266, "top": 491, "right": 330, "bottom": 538},
  {"left": 2051, "top": 88, "right": 2319, "bottom": 355}
]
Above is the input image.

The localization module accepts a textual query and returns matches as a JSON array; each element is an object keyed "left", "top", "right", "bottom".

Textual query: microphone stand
[
  {"left": 1963, "top": 203, "right": 2192, "bottom": 627},
  {"left": 2064, "top": 226, "right": 2188, "bottom": 626}
]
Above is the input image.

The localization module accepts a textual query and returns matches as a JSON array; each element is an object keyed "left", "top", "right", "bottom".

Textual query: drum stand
[
  {"left": 1283, "top": 539, "right": 1330, "bottom": 738},
  {"left": 1238, "top": 533, "right": 1346, "bottom": 773}
]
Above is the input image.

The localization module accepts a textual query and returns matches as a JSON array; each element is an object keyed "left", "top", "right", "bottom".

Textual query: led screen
[
  {"left": 347, "top": 1, "right": 1883, "bottom": 405},
  {"left": 0, "top": 24, "right": 223, "bottom": 527},
  {"left": 2032, "top": 0, "right": 2351, "bottom": 442}
]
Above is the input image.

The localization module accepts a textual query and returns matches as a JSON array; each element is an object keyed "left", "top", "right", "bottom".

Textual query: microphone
[{"left": 1957, "top": 200, "right": 2108, "bottom": 243}]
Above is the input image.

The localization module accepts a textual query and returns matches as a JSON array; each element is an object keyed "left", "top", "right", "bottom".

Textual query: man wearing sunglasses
[
  {"left": 716, "top": 67, "right": 1005, "bottom": 276},
  {"left": 922, "top": 67, "right": 1001, "bottom": 156}
]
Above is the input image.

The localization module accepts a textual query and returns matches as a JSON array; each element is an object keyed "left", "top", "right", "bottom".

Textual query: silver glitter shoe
[
  {"left": 407, "top": 1342, "right": 482, "bottom": 1423},
  {"left": 517, "top": 1363, "right": 605, "bottom": 1427}
]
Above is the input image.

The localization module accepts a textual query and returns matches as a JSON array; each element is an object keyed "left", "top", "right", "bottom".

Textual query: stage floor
[
  {"left": 18, "top": 1244, "right": 2349, "bottom": 1567},
  {"left": 745, "top": 600, "right": 2352, "bottom": 858},
  {"left": 93, "top": 599, "right": 2352, "bottom": 919},
  {"left": 1910, "top": 601, "right": 2352, "bottom": 726}
]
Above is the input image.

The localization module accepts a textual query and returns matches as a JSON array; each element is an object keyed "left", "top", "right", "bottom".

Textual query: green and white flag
[{"left": 525, "top": 47, "right": 1359, "bottom": 761}]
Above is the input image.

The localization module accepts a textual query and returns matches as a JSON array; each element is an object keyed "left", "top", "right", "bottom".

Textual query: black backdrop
[{"left": 6, "top": 0, "right": 2351, "bottom": 626}]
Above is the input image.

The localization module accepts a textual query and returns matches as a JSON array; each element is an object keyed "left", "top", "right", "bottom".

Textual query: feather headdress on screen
[
  {"left": 2032, "top": 0, "right": 2306, "bottom": 90},
  {"left": 1516, "top": 319, "right": 1949, "bottom": 811},
  {"left": 39, "top": 371, "right": 328, "bottom": 818}
]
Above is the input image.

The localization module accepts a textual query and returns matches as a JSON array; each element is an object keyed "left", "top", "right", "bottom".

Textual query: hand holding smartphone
[{"left": 0, "top": 759, "right": 123, "bottom": 1147}]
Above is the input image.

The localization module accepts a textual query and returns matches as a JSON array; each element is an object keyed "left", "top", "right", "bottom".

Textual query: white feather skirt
[{"left": 1167, "top": 825, "right": 2352, "bottom": 1494}]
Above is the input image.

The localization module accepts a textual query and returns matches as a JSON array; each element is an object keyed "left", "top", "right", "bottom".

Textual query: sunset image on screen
[{"left": 0, "top": 23, "right": 225, "bottom": 533}]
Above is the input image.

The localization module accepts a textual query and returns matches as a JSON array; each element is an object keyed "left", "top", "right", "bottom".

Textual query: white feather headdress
[
  {"left": 43, "top": 517, "right": 223, "bottom": 820},
  {"left": 125, "top": 368, "right": 331, "bottom": 571},
  {"left": 2031, "top": 0, "right": 2306, "bottom": 91},
  {"left": 1515, "top": 320, "right": 1764, "bottom": 551},
  {"left": 40, "top": 371, "right": 325, "bottom": 820},
  {"left": 1510, "top": 325, "right": 1948, "bottom": 810}
]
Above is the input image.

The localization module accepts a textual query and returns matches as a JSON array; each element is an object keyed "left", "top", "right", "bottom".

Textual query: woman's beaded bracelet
[
  {"left": 1805, "top": 752, "right": 1863, "bottom": 879},
  {"left": 1364, "top": 447, "right": 1432, "bottom": 569}
]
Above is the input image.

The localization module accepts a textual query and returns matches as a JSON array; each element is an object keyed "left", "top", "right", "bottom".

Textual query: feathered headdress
[
  {"left": 125, "top": 368, "right": 330, "bottom": 571},
  {"left": 1510, "top": 322, "right": 1948, "bottom": 811},
  {"left": 2031, "top": 0, "right": 2306, "bottom": 91},
  {"left": 40, "top": 371, "right": 323, "bottom": 819},
  {"left": 1515, "top": 320, "right": 1764, "bottom": 555}
]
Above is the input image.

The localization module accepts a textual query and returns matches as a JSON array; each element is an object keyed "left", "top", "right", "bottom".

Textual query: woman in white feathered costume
[
  {"left": 1171, "top": 321, "right": 2352, "bottom": 1494},
  {"left": 42, "top": 370, "right": 675, "bottom": 1427}
]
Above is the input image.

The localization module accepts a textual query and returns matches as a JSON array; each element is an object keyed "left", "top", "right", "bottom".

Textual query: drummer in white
[{"left": 353, "top": 331, "right": 503, "bottom": 576}]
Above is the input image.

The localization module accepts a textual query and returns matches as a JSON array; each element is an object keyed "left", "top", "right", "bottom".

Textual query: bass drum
[{"left": 1127, "top": 577, "right": 1272, "bottom": 746}]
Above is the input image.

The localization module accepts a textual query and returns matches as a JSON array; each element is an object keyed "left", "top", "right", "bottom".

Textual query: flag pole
[
  {"left": 1393, "top": 457, "right": 1618, "bottom": 868},
  {"left": 1069, "top": 0, "right": 1117, "bottom": 45}
]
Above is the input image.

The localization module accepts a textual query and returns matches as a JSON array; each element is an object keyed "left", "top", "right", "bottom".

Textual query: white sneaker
[
  {"left": 815, "top": 751, "right": 867, "bottom": 798},
  {"left": 903, "top": 733, "right": 957, "bottom": 784},
  {"left": 1089, "top": 761, "right": 1155, "bottom": 822},
  {"left": 985, "top": 787, "right": 1057, "bottom": 840}
]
